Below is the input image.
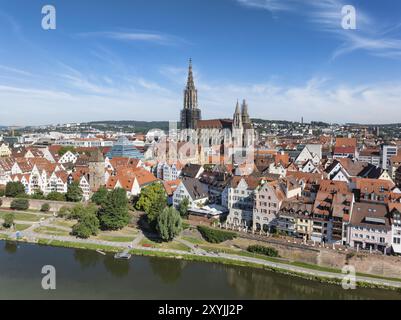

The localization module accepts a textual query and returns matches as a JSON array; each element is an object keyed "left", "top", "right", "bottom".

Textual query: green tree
[
  {"left": 177, "top": 197, "right": 189, "bottom": 218},
  {"left": 135, "top": 183, "right": 166, "bottom": 214},
  {"left": 91, "top": 186, "right": 108, "bottom": 206},
  {"left": 65, "top": 182, "right": 83, "bottom": 202},
  {"left": 31, "top": 190, "right": 45, "bottom": 200},
  {"left": 156, "top": 207, "right": 182, "bottom": 242},
  {"left": 57, "top": 206, "right": 71, "bottom": 218},
  {"left": 10, "top": 198, "right": 29, "bottom": 211},
  {"left": 58, "top": 146, "right": 76, "bottom": 157},
  {"left": 3, "top": 213, "right": 14, "bottom": 228},
  {"left": 69, "top": 203, "right": 97, "bottom": 220},
  {"left": 148, "top": 193, "right": 167, "bottom": 224},
  {"left": 46, "top": 192, "right": 66, "bottom": 201},
  {"left": 72, "top": 211, "right": 100, "bottom": 239},
  {"left": 5, "top": 182, "right": 25, "bottom": 197},
  {"left": 40, "top": 203, "right": 50, "bottom": 212},
  {"left": 98, "top": 188, "right": 130, "bottom": 230},
  {"left": 0, "top": 188, "right": 5, "bottom": 197}
]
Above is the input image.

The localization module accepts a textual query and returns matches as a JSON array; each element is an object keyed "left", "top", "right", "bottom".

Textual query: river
[{"left": 0, "top": 241, "right": 400, "bottom": 299}]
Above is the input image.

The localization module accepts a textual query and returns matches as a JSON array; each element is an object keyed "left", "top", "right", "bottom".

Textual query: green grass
[
  {"left": 15, "top": 224, "right": 31, "bottom": 231},
  {"left": 182, "top": 236, "right": 206, "bottom": 245},
  {"left": 37, "top": 239, "right": 121, "bottom": 252},
  {"left": 140, "top": 238, "right": 191, "bottom": 252},
  {"left": 97, "top": 235, "right": 136, "bottom": 242},
  {"left": 34, "top": 226, "right": 69, "bottom": 236},
  {"left": 52, "top": 220, "right": 75, "bottom": 228},
  {"left": 0, "top": 211, "right": 45, "bottom": 222},
  {"left": 0, "top": 234, "right": 9, "bottom": 240}
]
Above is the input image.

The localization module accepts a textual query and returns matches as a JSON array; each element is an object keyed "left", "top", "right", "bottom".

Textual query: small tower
[{"left": 88, "top": 148, "right": 105, "bottom": 193}]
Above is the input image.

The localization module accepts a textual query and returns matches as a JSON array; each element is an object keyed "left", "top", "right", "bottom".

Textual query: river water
[{"left": 0, "top": 241, "right": 400, "bottom": 300}]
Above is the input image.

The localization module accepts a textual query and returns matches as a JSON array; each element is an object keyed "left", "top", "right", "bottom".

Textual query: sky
[{"left": 1, "top": 0, "right": 401, "bottom": 126}]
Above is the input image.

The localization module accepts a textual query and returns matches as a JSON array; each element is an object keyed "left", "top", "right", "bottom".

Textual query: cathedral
[{"left": 179, "top": 59, "right": 255, "bottom": 149}]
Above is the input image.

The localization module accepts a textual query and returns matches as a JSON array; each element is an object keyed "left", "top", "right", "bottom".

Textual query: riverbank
[{"left": 10, "top": 237, "right": 399, "bottom": 291}]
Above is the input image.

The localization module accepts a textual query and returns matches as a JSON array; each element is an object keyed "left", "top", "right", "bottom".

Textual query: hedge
[
  {"left": 247, "top": 245, "right": 279, "bottom": 257},
  {"left": 10, "top": 198, "right": 30, "bottom": 211},
  {"left": 197, "top": 226, "right": 237, "bottom": 243}
]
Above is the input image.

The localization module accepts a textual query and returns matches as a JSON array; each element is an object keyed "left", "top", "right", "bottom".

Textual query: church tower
[
  {"left": 241, "top": 99, "right": 251, "bottom": 125},
  {"left": 232, "top": 100, "right": 243, "bottom": 147},
  {"left": 180, "top": 59, "right": 202, "bottom": 130},
  {"left": 88, "top": 148, "right": 105, "bottom": 193}
]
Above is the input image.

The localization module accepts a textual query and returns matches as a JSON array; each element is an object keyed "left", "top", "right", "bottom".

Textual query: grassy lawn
[
  {"left": 0, "top": 211, "right": 46, "bottom": 222},
  {"left": 34, "top": 226, "right": 70, "bottom": 236},
  {"left": 15, "top": 224, "right": 31, "bottom": 231},
  {"left": 140, "top": 238, "right": 191, "bottom": 252},
  {"left": 97, "top": 235, "right": 136, "bottom": 242},
  {"left": 52, "top": 220, "right": 76, "bottom": 228},
  {"left": 182, "top": 236, "right": 206, "bottom": 245},
  {"left": 38, "top": 239, "right": 121, "bottom": 252}
]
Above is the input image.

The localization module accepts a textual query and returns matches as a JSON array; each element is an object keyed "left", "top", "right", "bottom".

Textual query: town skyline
[{"left": 1, "top": 0, "right": 401, "bottom": 125}]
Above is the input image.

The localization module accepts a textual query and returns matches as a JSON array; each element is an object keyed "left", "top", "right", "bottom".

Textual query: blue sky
[{"left": 1, "top": 0, "right": 401, "bottom": 125}]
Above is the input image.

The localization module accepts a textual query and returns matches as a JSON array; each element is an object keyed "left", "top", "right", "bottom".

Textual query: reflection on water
[
  {"left": 103, "top": 255, "right": 130, "bottom": 278},
  {"left": 149, "top": 257, "right": 187, "bottom": 284},
  {"left": 4, "top": 241, "right": 18, "bottom": 254},
  {"left": 73, "top": 249, "right": 101, "bottom": 269}
]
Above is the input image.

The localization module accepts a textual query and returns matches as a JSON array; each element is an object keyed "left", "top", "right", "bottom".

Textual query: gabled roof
[{"left": 181, "top": 177, "right": 208, "bottom": 200}]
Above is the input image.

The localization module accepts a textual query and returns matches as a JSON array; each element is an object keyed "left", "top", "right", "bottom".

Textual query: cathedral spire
[
  {"left": 186, "top": 58, "right": 195, "bottom": 89},
  {"left": 241, "top": 99, "right": 250, "bottom": 124}
]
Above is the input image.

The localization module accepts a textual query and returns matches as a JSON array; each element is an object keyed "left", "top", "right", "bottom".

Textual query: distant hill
[{"left": 88, "top": 120, "right": 172, "bottom": 133}]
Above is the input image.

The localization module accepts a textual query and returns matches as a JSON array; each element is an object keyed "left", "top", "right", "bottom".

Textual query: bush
[
  {"left": 0, "top": 188, "right": 5, "bottom": 197},
  {"left": 0, "top": 198, "right": 2, "bottom": 207},
  {"left": 247, "top": 245, "right": 279, "bottom": 257},
  {"left": 41, "top": 203, "right": 50, "bottom": 212},
  {"left": 10, "top": 198, "right": 29, "bottom": 211},
  {"left": 197, "top": 226, "right": 237, "bottom": 244},
  {"left": 57, "top": 206, "right": 71, "bottom": 218},
  {"left": 46, "top": 192, "right": 66, "bottom": 202},
  {"left": 3, "top": 213, "right": 14, "bottom": 228}
]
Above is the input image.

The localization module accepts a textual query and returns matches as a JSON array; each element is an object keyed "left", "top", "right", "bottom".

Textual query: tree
[
  {"left": 5, "top": 182, "right": 25, "bottom": 198},
  {"left": 32, "top": 190, "right": 45, "bottom": 200},
  {"left": 148, "top": 193, "right": 167, "bottom": 224},
  {"left": 58, "top": 146, "right": 76, "bottom": 157},
  {"left": 41, "top": 203, "right": 50, "bottom": 212},
  {"left": 65, "top": 182, "right": 83, "bottom": 202},
  {"left": 135, "top": 183, "right": 167, "bottom": 214},
  {"left": 46, "top": 192, "right": 66, "bottom": 202},
  {"left": 58, "top": 206, "right": 71, "bottom": 218},
  {"left": 69, "top": 203, "right": 97, "bottom": 220},
  {"left": 91, "top": 186, "right": 108, "bottom": 206},
  {"left": 3, "top": 213, "right": 14, "bottom": 228},
  {"left": 72, "top": 211, "right": 100, "bottom": 239},
  {"left": 156, "top": 207, "right": 182, "bottom": 242},
  {"left": 10, "top": 198, "right": 29, "bottom": 211},
  {"left": 98, "top": 188, "right": 130, "bottom": 230},
  {"left": 177, "top": 197, "right": 189, "bottom": 218}
]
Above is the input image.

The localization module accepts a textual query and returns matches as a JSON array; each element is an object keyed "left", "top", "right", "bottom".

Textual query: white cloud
[
  {"left": 236, "top": 0, "right": 401, "bottom": 59},
  {"left": 77, "top": 31, "right": 186, "bottom": 46}
]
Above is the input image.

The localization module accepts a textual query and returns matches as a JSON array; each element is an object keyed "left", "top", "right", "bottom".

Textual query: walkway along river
[{"left": 1, "top": 241, "right": 401, "bottom": 299}]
